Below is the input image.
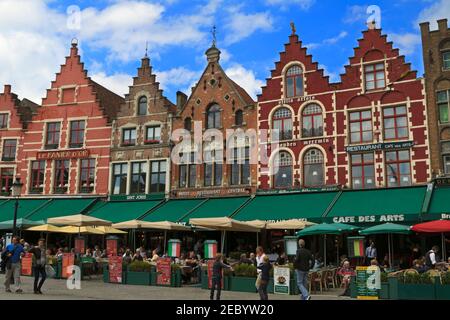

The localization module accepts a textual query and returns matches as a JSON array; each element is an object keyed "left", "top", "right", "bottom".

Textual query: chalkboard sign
[{"left": 356, "top": 266, "right": 380, "bottom": 300}]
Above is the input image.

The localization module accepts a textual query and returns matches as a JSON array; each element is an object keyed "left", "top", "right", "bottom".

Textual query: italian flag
[
  {"left": 204, "top": 242, "right": 217, "bottom": 259},
  {"left": 168, "top": 242, "right": 180, "bottom": 258}
]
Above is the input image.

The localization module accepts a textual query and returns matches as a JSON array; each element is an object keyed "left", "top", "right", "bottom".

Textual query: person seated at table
[
  {"left": 132, "top": 249, "right": 143, "bottom": 262},
  {"left": 337, "top": 260, "right": 355, "bottom": 296},
  {"left": 150, "top": 249, "right": 159, "bottom": 262},
  {"left": 238, "top": 253, "right": 252, "bottom": 265},
  {"left": 122, "top": 249, "right": 132, "bottom": 264},
  {"left": 83, "top": 248, "right": 93, "bottom": 258},
  {"left": 184, "top": 251, "right": 200, "bottom": 283},
  {"left": 249, "top": 252, "right": 257, "bottom": 266},
  {"left": 276, "top": 252, "right": 288, "bottom": 266},
  {"left": 55, "top": 248, "right": 64, "bottom": 260},
  {"left": 380, "top": 255, "right": 390, "bottom": 271},
  {"left": 93, "top": 246, "right": 102, "bottom": 259},
  {"left": 412, "top": 259, "right": 427, "bottom": 273}
]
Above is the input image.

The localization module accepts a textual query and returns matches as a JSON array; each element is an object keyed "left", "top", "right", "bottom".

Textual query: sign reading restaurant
[
  {"left": 332, "top": 214, "right": 408, "bottom": 224},
  {"left": 175, "top": 187, "right": 251, "bottom": 198},
  {"left": 345, "top": 141, "right": 415, "bottom": 153},
  {"left": 37, "top": 149, "right": 90, "bottom": 160}
]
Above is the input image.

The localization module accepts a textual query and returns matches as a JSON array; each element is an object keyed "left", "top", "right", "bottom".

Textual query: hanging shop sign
[
  {"left": 331, "top": 214, "right": 412, "bottom": 224},
  {"left": 156, "top": 258, "right": 172, "bottom": 286},
  {"left": 109, "top": 256, "right": 123, "bottom": 283},
  {"left": 21, "top": 253, "right": 33, "bottom": 276},
  {"left": 37, "top": 149, "right": 90, "bottom": 160},
  {"left": 355, "top": 266, "right": 380, "bottom": 300},
  {"left": 273, "top": 266, "right": 290, "bottom": 295},
  {"left": 345, "top": 141, "right": 414, "bottom": 153}
]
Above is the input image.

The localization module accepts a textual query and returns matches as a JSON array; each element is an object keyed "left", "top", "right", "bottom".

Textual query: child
[
  {"left": 256, "top": 255, "right": 272, "bottom": 300},
  {"left": 210, "top": 254, "right": 232, "bottom": 300}
]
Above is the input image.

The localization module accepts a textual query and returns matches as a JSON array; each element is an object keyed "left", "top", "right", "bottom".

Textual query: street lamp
[{"left": 11, "top": 177, "right": 23, "bottom": 236}]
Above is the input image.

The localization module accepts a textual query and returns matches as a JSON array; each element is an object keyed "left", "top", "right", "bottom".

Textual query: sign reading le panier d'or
[
  {"left": 37, "top": 149, "right": 90, "bottom": 160},
  {"left": 345, "top": 141, "right": 414, "bottom": 153}
]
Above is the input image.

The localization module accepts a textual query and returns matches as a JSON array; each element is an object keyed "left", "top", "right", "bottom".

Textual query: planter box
[
  {"left": 435, "top": 283, "right": 450, "bottom": 300},
  {"left": 171, "top": 269, "right": 182, "bottom": 287},
  {"left": 388, "top": 277, "right": 436, "bottom": 300},
  {"left": 103, "top": 265, "right": 109, "bottom": 283},
  {"left": 228, "top": 276, "right": 257, "bottom": 293},
  {"left": 126, "top": 271, "right": 151, "bottom": 286},
  {"left": 379, "top": 282, "right": 390, "bottom": 300}
]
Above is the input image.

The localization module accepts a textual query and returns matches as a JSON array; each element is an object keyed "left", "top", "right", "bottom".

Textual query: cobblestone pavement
[{"left": 0, "top": 275, "right": 351, "bottom": 300}]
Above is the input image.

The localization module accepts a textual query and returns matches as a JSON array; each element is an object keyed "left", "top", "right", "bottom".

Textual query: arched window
[
  {"left": 206, "top": 104, "right": 221, "bottom": 129},
  {"left": 286, "top": 65, "right": 303, "bottom": 98},
  {"left": 272, "top": 108, "right": 293, "bottom": 141},
  {"left": 302, "top": 104, "right": 323, "bottom": 137},
  {"left": 235, "top": 110, "right": 243, "bottom": 126},
  {"left": 303, "top": 148, "right": 324, "bottom": 187},
  {"left": 138, "top": 96, "right": 147, "bottom": 116},
  {"left": 184, "top": 117, "right": 192, "bottom": 131},
  {"left": 273, "top": 151, "right": 293, "bottom": 189}
]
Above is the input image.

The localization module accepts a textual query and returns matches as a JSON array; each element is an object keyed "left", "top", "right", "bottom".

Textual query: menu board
[
  {"left": 106, "top": 239, "right": 117, "bottom": 257},
  {"left": 74, "top": 238, "right": 85, "bottom": 255},
  {"left": 273, "top": 266, "right": 290, "bottom": 295},
  {"left": 356, "top": 266, "right": 380, "bottom": 300},
  {"left": 207, "top": 260, "right": 223, "bottom": 289},
  {"left": 62, "top": 253, "right": 75, "bottom": 279},
  {"left": 157, "top": 258, "right": 171, "bottom": 286},
  {"left": 21, "top": 253, "right": 33, "bottom": 276},
  {"left": 109, "top": 256, "right": 123, "bottom": 283}
]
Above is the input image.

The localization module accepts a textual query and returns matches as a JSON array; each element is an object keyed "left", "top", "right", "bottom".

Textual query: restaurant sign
[
  {"left": 434, "top": 177, "right": 450, "bottom": 187},
  {"left": 331, "top": 214, "right": 408, "bottom": 224},
  {"left": 356, "top": 266, "right": 380, "bottom": 300},
  {"left": 37, "top": 149, "right": 90, "bottom": 160},
  {"left": 174, "top": 187, "right": 251, "bottom": 198},
  {"left": 345, "top": 141, "right": 414, "bottom": 153},
  {"left": 257, "top": 186, "right": 339, "bottom": 195},
  {"left": 273, "top": 266, "right": 290, "bottom": 295},
  {"left": 109, "top": 193, "right": 165, "bottom": 202}
]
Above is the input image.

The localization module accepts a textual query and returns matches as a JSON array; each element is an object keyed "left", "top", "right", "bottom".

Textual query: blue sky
[{"left": 0, "top": 0, "right": 448, "bottom": 103}]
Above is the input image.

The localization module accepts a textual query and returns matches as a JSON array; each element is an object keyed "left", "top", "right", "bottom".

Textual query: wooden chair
[
  {"left": 308, "top": 271, "right": 318, "bottom": 294},
  {"left": 326, "top": 268, "right": 337, "bottom": 289},
  {"left": 311, "top": 270, "right": 326, "bottom": 293}
]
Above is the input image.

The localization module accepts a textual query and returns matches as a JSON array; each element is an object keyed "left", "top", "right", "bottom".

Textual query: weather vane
[
  {"left": 290, "top": 21, "right": 296, "bottom": 35},
  {"left": 145, "top": 41, "right": 148, "bottom": 57},
  {"left": 211, "top": 25, "right": 217, "bottom": 47}
]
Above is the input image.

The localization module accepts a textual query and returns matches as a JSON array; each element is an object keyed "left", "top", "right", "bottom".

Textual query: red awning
[{"left": 411, "top": 220, "right": 450, "bottom": 233}]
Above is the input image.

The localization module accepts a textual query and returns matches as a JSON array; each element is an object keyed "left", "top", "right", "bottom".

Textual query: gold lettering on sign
[{"left": 37, "top": 149, "right": 90, "bottom": 160}]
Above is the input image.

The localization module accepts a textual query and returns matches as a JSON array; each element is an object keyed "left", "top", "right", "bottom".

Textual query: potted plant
[
  {"left": 171, "top": 263, "right": 182, "bottom": 287},
  {"left": 126, "top": 261, "right": 152, "bottom": 286},
  {"left": 379, "top": 272, "right": 389, "bottom": 299},
  {"left": 389, "top": 270, "right": 436, "bottom": 300},
  {"left": 228, "top": 264, "right": 258, "bottom": 293},
  {"left": 436, "top": 271, "right": 450, "bottom": 300}
]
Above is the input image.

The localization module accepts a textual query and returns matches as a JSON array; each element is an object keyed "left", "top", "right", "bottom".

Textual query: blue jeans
[{"left": 295, "top": 270, "right": 309, "bottom": 300}]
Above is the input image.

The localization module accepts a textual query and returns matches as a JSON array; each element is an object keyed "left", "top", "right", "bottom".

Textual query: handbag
[
  {"left": 45, "top": 265, "right": 56, "bottom": 278},
  {"left": 255, "top": 272, "right": 262, "bottom": 289}
]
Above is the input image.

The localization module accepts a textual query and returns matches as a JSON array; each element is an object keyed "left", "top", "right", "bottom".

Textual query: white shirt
[
  {"left": 256, "top": 253, "right": 266, "bottom": 273},
  {"left": 429, "top": 251, "right": 437, "bottom": 265}
]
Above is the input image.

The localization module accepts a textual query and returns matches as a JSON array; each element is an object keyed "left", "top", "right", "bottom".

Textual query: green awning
[
  {"left": 359, "top": 223, "right": 412, "bottom": 235},
  {"left": 87, "top": 200, "right": 163, "bottom": 223},
  {"left": 0, "top": 218, "right": 45, "bottom": 230},
  {"left": 0, "top": 199, "right": 50, "bottom": 221},
  {"left": 232, "top": 192, "right": 338, "bottom": 223},
  {"left": 296, "top": 223, "right": 359, "bottom": 236},
  {"left": 26, "top": 198, "right": 98, "bottom": 221},
  {"left": 142, "top": 199, "right": 206, "bottom": 222},
  {"left": 180, "top": 197, "right": 250, "bottom": 223},
  {"left": 325, "top": 186, "right": 427, "bottom": 225},
  {"left": 424, "top": 186, "right": 450, "bottom": 221}
]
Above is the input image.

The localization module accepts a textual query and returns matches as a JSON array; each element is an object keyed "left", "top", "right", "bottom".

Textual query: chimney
[
  {"left": 176, "top": 91, "right": 187, "bottom": 110},
  {"left": 420, "top": 21, "right": 430, "bottom": 37},
  {"left": 438, "top": 19, "right": 448, "bottom": 32},
  {"left": 3, "top": 85, "right": 11, "bottom": 95}
]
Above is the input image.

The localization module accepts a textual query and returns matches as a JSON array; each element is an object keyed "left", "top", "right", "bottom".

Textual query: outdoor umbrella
[
  {"left": 296, "top": 223, "right": 359, "bottom": 266},
  {"left": 26, "top": 223, "right": 64, "bottom": 248},
  {"left": 47, "top": 214, "right": 112, "bottom": 227},
  {"left": 244, "top": 220, "right": 267, "bottom": 247},
  {"left": 189, "top": 217, "right": 261, "bottom": 254},
  {"left": 266, "top": 219, "right": 315, "bottom": 230},
  {"left": 139, "top": 221, "right": 191, "bottom": 254},
  {"left": 58, "top": 226, "right": 105, "bottom": 235},
  {"left": 0, "top": 218, "right": 45, "bottom": 230},
  {"left": 359, "top": 223, "right": 412, "bottom": 268},
  {"left": 112, "top": 220, "right": 156, "bottom": 230},
  {"left": 94, "top": 226, "right": 127, "bottom": 235},
  {"left": 411, "top": 220, "right": 450, "bottom": 261}
]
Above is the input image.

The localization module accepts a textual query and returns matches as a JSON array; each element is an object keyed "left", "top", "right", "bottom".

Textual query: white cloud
[
  {"left": 225, "top": 64, "right": 264, "bottom": 99},
  {"left": 265, "top": 0, "right": 315, "bottom": 10},
  {"left": 304, "top": 31, "right": 348, "bottom": 49},
  {"left": 388, "top": 33, "right": 421, "bottom": 56},
  {"left": 224, "top": 8, "right": 274, "bottom": 45},
  {"left": 343, "top": 5, "right": 368, "bottom": 24},
  {"left": 416, "top": 0, "right": 450, "bottom": 30},
  {"left": 156, "top": 67, "right": 201, "bottom": 92},
  {"left": 318, "top": 64, "right": 340, "bottom": 83},
  {"left": 90, "top": 72, "right": 133, "bottom": 96}
]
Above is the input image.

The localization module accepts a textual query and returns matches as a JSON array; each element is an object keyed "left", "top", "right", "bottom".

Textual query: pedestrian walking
[
  {"left": 294, "top": 239, "right": 314, "bottom": 300},
  {"left": 29, "top": 239, "right": 47, "bottom": 294},
  {"left": 256, "top": 255, "right": 271, "bottom": 300},
  {"left": 3, "top": 236, "right": 25, "bottom": 293},
  {"left": 210, "top": 253, "right": 232, "bottom": 300}
]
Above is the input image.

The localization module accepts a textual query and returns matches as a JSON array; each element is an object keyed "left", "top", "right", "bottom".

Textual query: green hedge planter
[
  {"left": 435, "top": 283, "right": 450, "bottom": 300},
  {"left": 103, "top": 264, "right": 109, "bottom": 283},
  {"left": 379, "top": 282, "right": 390, "bottom": 300},
  {"left": 171, "top": 269, "right": 182, "bottom": 287},
  {"left": 126, "top": 271, "right": 152, "bottom": 286},
  {"left": 388, "top": 277, "right": 436, "bottom": 300},
  {"left": 228, "top": 276, "right": 257, "bottom": 293}
]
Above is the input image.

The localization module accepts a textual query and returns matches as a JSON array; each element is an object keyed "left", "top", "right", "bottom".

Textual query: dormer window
[
  {"left": 138, "top": 96, "right": 148, "bottom": 116},
  {"left": 0, "top": 114, "right": 8, "bottom": 129},
  {"left": 364, "top": 62, "right": 385, "bottom": 90},
  {"left": 285, "top": 65, "right": 303, "bottom": 98}
]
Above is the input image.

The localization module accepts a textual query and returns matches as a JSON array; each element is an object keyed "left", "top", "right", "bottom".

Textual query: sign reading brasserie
[
  {"left": 345, "top": 141, "right": 414, "bottom": 153},
  {"left": 435, "top": 177, "right": 450, "bottom": 186},
  {"left": 37, "top": 149, "right": 90, "bottom": 160},
  {"left": 332, "top": 214, "right": 408, "bottom": 224}
]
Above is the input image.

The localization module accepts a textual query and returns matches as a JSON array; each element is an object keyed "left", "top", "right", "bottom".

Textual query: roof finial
[
  {"left": 145, "top": 41, "right": 148, "bottom": 57},
  {"left": 211, "top": 25, "right": 217, "bottom": 47},
  {"left": 290, "top": 21, "right": 296, "bottom": 35},
  {"left": 71, "top": 38, "right": 78, "bottom": 47}
]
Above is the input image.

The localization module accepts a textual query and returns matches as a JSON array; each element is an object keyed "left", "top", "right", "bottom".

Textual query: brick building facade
[
  {"left": 258, "top": 23, "right": 430, "bottom": 190},
  {"left": 170, "top": 44, "right": 258, "bottom": 198},
  {"left": 420, "top": 19, "right": 450, "bottom": 177},
  {"left": 0, "top": 85, "right": 38, "bottom": 195},
  {"left": 17, "top": 41, "right": 123, "bottom": 196},
  {"left": 110, "top": 55, "right": 176, "bottom": 197}
]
